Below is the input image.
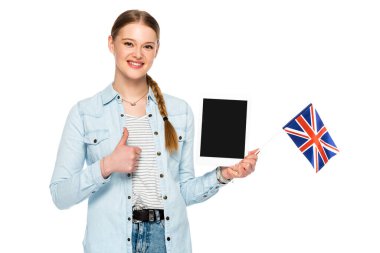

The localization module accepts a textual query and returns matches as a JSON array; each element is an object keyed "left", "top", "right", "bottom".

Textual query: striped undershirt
[{"left": 124, "top": 113, "right": 164, "bottom": 210}]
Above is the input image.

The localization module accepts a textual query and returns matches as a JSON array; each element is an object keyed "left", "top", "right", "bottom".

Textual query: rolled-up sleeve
[{"left": 49, "top": 104, "right": 110, "bottom": 210}]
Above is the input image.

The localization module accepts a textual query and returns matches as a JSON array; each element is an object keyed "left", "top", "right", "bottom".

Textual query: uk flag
[{"left": 283, "top": 103, "right": 339, "bottom": 172}]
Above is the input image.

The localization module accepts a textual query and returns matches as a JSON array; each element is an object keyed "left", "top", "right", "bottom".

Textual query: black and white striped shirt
[{"left": 125, "top": 113, "right": 164, "bottom": 210}]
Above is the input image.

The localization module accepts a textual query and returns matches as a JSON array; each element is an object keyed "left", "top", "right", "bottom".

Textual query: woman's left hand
[{"left": 221, "top": 148, "right": 260, "bottom": 179}]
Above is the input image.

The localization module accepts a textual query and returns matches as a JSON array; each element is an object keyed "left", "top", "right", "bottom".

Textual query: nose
[{"left": 134, "top": 47, "right": 142, "bottom": 59}]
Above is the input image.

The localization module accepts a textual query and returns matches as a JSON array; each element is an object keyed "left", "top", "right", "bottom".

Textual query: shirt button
[
  {"left": 120, "top": 113, "right": 124, "bottom": 117},
  {"left": 93, "top": 139, "right": 97, "bottom": 144},
  {"left": 148, "top": 114, "right": 152, "bottom": 117},
  {"left": 127, "top": 173, "right": 131, "bottom": 177},
  {"left": 163, "top": 195, "right": 167, "bottom": 200},
  {"left": 167, "top": 237, "right": 171, "bottom": 241},
  {"left": 128, "top": 217, "right": 131, "bottom": 221},
  {"left": 154, "top": 131, "right": 158, "bottom": 135},
  {"left": 203, "top": 194, "right": 208, "bottom": 198},
  {"left": 157, "top": 151, "right": 161, "bottom": 156},
  {"left": 166, "top": 216, "right": 170, "bottom": 221},
  {"left": 117, "top": 95, "right": 120, "bottom": 99},
  {"left": 127, "top": 238, "right": 131, "bottom": 242},
  {"left": 160, "top": 174, "right": 164, "bottom": 178},
  {"left": 179, "top": 136, "right": 182, "bottom": 140},
  {"left": 128, "top": 196, "right": 131, "bottom": 199}
]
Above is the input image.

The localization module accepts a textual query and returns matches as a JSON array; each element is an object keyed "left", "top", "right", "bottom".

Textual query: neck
[{"left": 113, "top": 74, "right": 149, "bottom": 100}]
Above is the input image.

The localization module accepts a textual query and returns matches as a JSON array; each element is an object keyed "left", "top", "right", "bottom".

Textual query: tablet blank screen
[{"left": 200, "top": 98, "right": 247, "bottom": 159}]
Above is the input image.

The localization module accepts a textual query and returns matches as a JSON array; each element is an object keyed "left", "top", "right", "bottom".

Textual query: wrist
[
  {"left": 220, "top": 166, "right": 233, "bottom": 180},
  {"left": 101, "top": 156, "right": 111, "bottom": 179},
  {"left": 216, "top": 166, "right": 232, "bottom": 184}
]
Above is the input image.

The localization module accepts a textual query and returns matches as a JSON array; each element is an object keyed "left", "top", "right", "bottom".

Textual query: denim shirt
[{"left": 50, "top": 84, "right": 225, "bottom": 253}]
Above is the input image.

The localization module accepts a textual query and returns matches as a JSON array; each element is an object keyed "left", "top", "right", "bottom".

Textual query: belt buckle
[{"left": 148, "top": 209, "right": 154, "bottom": 222}]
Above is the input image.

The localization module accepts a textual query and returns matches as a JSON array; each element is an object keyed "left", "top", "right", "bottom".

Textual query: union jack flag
[{"left": 283, "top": 103, "right": 339, "bottom": 172}]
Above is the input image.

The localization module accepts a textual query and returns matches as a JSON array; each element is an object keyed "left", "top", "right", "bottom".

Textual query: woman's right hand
[{"left": 101, "top": 127, "right": 141, "bottom": 178}]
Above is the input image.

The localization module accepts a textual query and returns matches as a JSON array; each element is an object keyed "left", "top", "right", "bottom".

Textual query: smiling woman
[
  {"left": 49, "top": 9, "right": 259, "bottom": 253},
  {"left": 109, "top": 23, "right": 159, "bottom": 84}
]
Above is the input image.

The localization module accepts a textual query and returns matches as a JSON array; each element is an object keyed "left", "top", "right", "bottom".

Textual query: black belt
[{"left": 133, "top": 209, "right": 164, "bottom": 222}]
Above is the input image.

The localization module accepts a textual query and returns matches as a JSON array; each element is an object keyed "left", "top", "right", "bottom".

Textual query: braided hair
[{"left": 147, "top": 75, "right": 179, "bottom": 153}]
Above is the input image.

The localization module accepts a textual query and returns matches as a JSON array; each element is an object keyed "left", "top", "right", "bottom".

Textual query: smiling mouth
[{"left": 127, "top": 61, "right": 144, "bottom": 69}]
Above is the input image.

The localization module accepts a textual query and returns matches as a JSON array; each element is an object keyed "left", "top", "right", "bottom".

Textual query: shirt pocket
[
  {"left": 84, "top": 129, "right": 110, "bottom": 163},
  {"left": 169, "top": 129, "right": 186, "bottom": 163}
]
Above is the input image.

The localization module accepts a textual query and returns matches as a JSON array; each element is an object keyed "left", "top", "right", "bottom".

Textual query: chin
[
  {"left": 117, "top": 68, "right": 148, "bottom": 81},
  {"left": 125, "top": 71, "right": 148, "bottom": 80}
]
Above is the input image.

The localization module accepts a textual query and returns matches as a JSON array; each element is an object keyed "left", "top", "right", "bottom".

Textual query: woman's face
[{"left": 109, "top": 23, "right": 159, "bottom": 82}]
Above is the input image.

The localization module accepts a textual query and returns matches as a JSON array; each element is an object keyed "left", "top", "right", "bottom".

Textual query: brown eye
[
  {"left": 144, "top": 45, "right": 154, "bottom": 50},
  {"left": 124, "top": 42, "right": 133, "bottom": 47}
]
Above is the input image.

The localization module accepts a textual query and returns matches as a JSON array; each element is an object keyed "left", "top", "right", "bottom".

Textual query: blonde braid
[{"left": 147, "top": 75, "right": 179, "bottom": 154}]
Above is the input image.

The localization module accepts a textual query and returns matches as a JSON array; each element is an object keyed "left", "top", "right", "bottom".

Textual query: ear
[
  {"left": 108, "top": 35, "right": 115, "bottom": 55},
  {"left": 155, "top": 41, "right": 160, "bottom": 58}
]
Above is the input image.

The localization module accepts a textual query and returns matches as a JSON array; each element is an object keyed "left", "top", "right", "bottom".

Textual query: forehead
[{"left": 117, "top": 23, "right": 158, "bottom": 42}]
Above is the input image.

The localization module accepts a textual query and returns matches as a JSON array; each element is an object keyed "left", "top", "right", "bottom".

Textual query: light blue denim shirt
[{"left": 50, "top": 84, "right": 225, "bottom": 253}]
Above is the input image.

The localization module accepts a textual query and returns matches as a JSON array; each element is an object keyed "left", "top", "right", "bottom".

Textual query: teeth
[{"left": 129, "top": 61, "right": 142, "bottom": 66}]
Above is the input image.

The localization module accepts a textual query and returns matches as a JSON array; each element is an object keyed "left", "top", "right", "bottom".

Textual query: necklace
[{"left": 121, "top": 90, "right": 148, "bottom": 106}]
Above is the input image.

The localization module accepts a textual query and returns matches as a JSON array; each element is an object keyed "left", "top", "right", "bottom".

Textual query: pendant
[{"left": 131, "top": 103, "right": 136, "bottom": 106}]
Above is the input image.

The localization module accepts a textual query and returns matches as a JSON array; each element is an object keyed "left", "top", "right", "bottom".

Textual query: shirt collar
[
  {"left": 101, "top": 83, "right": 158, "bottom": 105},
  {"left": 147, "top": 85, "right": 158, "bottom": 105},
  {"left": 100, "top": 83, "right": 118, "bottom": 105}
]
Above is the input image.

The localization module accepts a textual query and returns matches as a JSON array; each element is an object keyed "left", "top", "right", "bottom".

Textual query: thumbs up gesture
[{"left": 101, "top": 128, "right": 142, "bottom": 178}]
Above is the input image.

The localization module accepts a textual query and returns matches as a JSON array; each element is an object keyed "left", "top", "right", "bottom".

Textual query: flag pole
[{"left": 257, "top": 129, "right": 283, "bottom": 154}]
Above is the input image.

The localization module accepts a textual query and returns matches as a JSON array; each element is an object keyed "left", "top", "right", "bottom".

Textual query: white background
[{"left": 1, "top": 0, "right": 379, "bottom": 252}]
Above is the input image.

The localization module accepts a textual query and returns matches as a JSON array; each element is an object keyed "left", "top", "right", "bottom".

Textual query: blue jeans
[{"left": 132, "top": 219, "right": 167, "bottom": 253}]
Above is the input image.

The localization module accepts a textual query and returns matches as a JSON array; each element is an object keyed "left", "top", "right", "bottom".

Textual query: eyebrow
[{"left": 121, "top": 38, "right": 156, "bottom": 44}]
